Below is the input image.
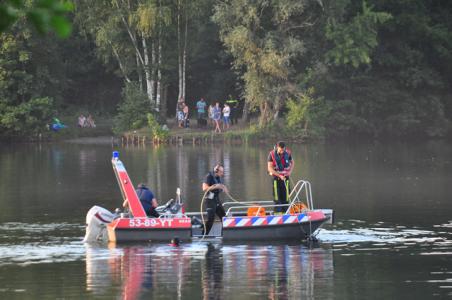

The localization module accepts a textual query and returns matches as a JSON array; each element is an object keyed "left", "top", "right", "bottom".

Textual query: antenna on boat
[
  {"left": 176, "top": 188, "right": 181, "bottom": 205},
  {"left": 175, "top": 187, "right": 185, "bottom": 215}
]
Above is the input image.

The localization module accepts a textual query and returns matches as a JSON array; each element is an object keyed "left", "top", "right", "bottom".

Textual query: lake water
[{"left": 0, "top": 140, "right": 451, "bottom": 299}]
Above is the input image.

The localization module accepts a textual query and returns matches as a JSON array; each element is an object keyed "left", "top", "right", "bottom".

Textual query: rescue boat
[
  {"left": 84, "top": 151, "right": 192, "bottom": 243},
  {"left": 83, "top": 152, "right": 333, "bottom": 243}
]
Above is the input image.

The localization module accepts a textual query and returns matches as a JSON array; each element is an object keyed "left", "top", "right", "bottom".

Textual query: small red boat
[{"left": 83, "top": 152, "right": 333, "bottom": 243}]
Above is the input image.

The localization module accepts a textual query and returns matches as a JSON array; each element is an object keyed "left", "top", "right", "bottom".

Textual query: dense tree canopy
[{"left": 1, "top": 0, "right": 452, "bottom": 139}]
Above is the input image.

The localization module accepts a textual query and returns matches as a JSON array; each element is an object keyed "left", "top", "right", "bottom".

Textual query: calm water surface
[{"left": 0, "top": 140, "right": 451, "bottom": 299}]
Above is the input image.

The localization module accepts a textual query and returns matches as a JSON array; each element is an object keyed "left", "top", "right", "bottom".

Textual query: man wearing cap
[
  {"left": 267, "top": 141, "right": 294, "bottom": 214},
  {"left": 123, "top": 183, "right": 160, "bottom": 217}
]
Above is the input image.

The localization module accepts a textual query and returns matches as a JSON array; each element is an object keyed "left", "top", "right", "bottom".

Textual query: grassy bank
[{"left": 124, "top": 118, "right": 313, "bottom": 145}]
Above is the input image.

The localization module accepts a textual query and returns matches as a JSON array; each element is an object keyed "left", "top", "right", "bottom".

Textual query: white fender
[{"left": 83, "top": 206, "right": 115, "bottom": 243}]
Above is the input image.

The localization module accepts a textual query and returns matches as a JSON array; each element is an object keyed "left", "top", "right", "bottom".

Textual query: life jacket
[{"left": 270, "top": 149, "right": 291, "bottom": 176}]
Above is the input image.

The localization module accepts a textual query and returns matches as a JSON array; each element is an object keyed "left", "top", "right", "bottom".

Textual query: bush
[
  {"left": 113, "top": 83, "right": 153, "bottom": 134},
  {"left": 147, "top": 113, "right": 169, "bottom": 141},
  {"left": 0, "top": 97, "right": 55, "bottom": 137},
  {"left": 285, "top": 88, "right": 329, "bottom": 139}
]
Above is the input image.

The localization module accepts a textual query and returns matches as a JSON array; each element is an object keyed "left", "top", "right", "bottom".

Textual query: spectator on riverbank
[
  {"left": 222, "top": 103, "right": 230, "bottom": 130},
  {"left": 183, "top": 103, "right": 190, "bottom": 128},
  {"left": 213, "top": 102, "right": 222, "bottom": 133},
  {"left": 196, "top": 98, "right": 207, "bottom": 119},
  {"left": 78, "top": 114, "right": 86, "bottom": 128},
  {"left": 226, "top": 95, "right": 239, "bottom": 125},
  {"left": 177, "top": 109, "right": 185, "bottom": 128},
  {"left": 87, "top": 114, "right": 96, "bottom": 128},
  {"left": 196, "top": 98, "right": 207, "bottom": 128},
  {"left": 208, "top": 104, "right": 215, "bottom": 127},
  {"left": 176, "top": 96, "right": 185, "bottom": 127}
]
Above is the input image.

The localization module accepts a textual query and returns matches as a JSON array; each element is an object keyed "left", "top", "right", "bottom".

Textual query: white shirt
[{"left": 223, "top": 106, "right": 230, "bottom": 117}]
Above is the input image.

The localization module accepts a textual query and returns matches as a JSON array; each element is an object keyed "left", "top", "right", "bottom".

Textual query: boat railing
[
  {"left": 287, "top": 180, "right": 314, "bottom": 211},
  {"left": 157, "top": 213, "right": 188, "bottom": 218},
  {"left": 222, "top": 179, "right": 314, "bottom": 217}
]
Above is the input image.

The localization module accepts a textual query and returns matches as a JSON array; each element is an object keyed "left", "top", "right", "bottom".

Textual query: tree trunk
[
  {"left": 273, "top": 95, "right": 281, "bottom": 121},
  {"left": 113, "top": 0, "right": 144, "bottom": 65},
  {"left": 161, "top": 84, "right": 167, "bottom": 121},
  {"left": 241, "top": 100, "right": 249, "bottom": 123},
  {"left": 111, "top": 44, "right": 131, "bottom": 83},
  {"left": 156, "top": 37, "right": 162, "bottom": 112},
  {"left": 259, "top": 102, "right": 267, "bottom": 127},
  {"left": 136, "top": 54, "right": 143, "bottom": 91},
  {"left": 182, "top": 0, "right": 188, "bottom": 99},
  {"left": 177, "top": 0, "right": 183, "bottom": 101},
  {"left": 151, "top": 41, "right": 156, "bottom": 105},
  {"left": 259, "top": 101, "right": 274, "bottom": 127},
  {"left": 142, "top": 36, "right": 154, "bottom": 106}
]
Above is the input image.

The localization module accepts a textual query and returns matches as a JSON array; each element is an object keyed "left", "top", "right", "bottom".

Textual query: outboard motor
[{"left": 83, "top": 206, "right": 115, "bottom": 243}]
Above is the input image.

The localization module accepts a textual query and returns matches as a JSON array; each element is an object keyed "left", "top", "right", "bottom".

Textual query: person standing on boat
[
  {"left": 202, "top": 164, "right": 228, "bottom": 234},
  {"left": 267, "top": 141, "right": 294, "bottom": 214},
  {"left": 123, "top": 183, "right": 160, "bottom": 217}
]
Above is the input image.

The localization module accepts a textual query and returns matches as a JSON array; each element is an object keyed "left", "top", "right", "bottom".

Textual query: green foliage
[
  {"left": 325, "top": 1, "right": 392, "bottom": 68},
  {"left": 0, "top": 97, "right": 55, "bottom": 136},
  {"left": 0, "top": 0, "right": 73, "bottom": 38},
  {"left": 380, "top": 94, "right": 449, "bottom": 138},
  {"left": 285, "top": 88, "right": 330, "bottom": 138},
  {"left": 213, "top": 0, "right": 308, "bottom": 126},
  {"left": 147, "top": 113, "right": 169, "bottom": 140},
  {"left": 286, "top": 88, "right": 314, "bottom": 129},
  {"left": 325, "top": 99, "right": 372, "bottom": 137},
  {"left": 1, "top": 0, "right": 452, "bottom": 141},
  {"left": 113, "top": 83, "right": 152, "bottom": 134}
]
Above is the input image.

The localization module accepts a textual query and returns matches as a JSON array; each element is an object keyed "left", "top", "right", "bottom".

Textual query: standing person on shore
[
  {"left": 213, "top": 102, "right": 222, "bottom": 133},
  {"left": 176, "top": 97, "right": 185, "bottom": 128},
  {"left": 208, "top": 104, "right": 215, "bottom": 128},
  {"left": 196, "top": 97, "right": 207, "bottom": 127},
  {"left": 226, "top": 95, "right": 239, "bottom": 125},
  {"left": 267, "top": 141, "right": 294, "bottom": 214},
  {"left": 183, "top": 103, "right": 189, "bottom": 128},
  {"left": 222, "top": 103, "right": 231, "bottom": 130}
]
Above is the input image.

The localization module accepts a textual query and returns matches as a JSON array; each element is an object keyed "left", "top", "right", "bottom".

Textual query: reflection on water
[{"left": 85, "top": 242, "right": 334, "bottom": 300}]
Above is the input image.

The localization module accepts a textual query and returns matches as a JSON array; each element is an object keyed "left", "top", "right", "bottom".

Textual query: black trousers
[
  {"left": 204, "top": 196, "right": 225, "bottom": 234},
  {"left": 272, "top": 177, "right": 290, "bottom": 213},
  {"left": 146, "top": 207, "right": 160, "bottom": 218}
]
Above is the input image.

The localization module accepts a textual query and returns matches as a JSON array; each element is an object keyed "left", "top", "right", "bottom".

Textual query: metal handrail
[
  {"left": 287, "top": 180, "right": 314, "bottom": 212},
  {"left": 220, "top": 179, "right": 315, "bottom": 217},
  {"left": 223, "top": 200, "right": 274, "bottom": 207}
]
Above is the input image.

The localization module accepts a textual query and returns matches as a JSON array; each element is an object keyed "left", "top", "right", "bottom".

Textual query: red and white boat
[{"left": 84, "top": 152, "right": 333, "bottom": 243}]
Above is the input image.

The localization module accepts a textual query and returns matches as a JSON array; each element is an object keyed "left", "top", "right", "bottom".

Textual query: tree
[
  {"left": 0, "top": 0, "right": 73, "bottom": 38},
  {"left": 213, "top": 0, "right": 319, "bottom": 126}
]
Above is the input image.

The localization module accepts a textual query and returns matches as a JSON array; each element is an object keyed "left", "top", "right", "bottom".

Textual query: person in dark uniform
[
  {"left": 202, "top": 164, "right": 228, "bottom": 234},
  {"left": 226, "top": 95, "right": 239, "bottom": 125},
  {"left": 135, "top": 183, "right": 160, "bottom": 217},
  {"left": 267, "top": 141, "right": 294, "bottom": 214}
]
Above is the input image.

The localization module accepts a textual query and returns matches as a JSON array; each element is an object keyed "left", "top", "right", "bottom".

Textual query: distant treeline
[{"left": 1, "top": 0, "right": 451, "bottom": 139}]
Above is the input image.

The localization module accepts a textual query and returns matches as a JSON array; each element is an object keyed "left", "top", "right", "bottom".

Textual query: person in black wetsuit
[{"left": 202, "top": 164, "right": 228, "bottom": 235}]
